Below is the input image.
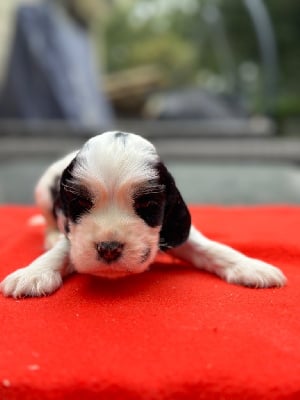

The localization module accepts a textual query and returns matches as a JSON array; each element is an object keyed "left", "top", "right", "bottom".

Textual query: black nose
[{"left": 96, "top": 241, "right": 124, "bottom": 263}]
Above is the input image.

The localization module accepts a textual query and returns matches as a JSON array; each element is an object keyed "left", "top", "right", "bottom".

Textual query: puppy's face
[{"left": 60, "top": 132, "right": 190, "bottom": 278}]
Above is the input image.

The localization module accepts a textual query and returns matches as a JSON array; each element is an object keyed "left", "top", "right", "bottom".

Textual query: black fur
[
  {"left": 133, "top": 187, "right": 166, "bottom": 228},
  {"left": 140, "top": 247, "right": 151, "bottom": 263},
  {"left": 56, "top": 150, "right": 190, "bottom": 250},
  {"left": 156, "top": 162, "right": 191, "bottom": 250},
  {"left": 49, "top": 175, "right": 61, "bottom": 221},
  {"left": 60, "top": 158, "right": 94, "bottom": 223}
]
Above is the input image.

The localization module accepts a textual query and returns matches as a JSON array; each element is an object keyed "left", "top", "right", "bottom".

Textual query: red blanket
[{"left": 0, "top": 205, "right": 300, "bottom": 400}]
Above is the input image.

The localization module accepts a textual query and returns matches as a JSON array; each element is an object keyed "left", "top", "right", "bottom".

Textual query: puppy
[{"left": 0, "top": 131, "right": 286, "bottom": 298}]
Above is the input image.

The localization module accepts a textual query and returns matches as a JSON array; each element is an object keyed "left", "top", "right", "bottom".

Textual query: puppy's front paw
[
  {"left": 225, "top": 257, "right": 287, "bottom": 288},
  {"left": 0, "top": 266, "right": 62, "bottom": 298}
]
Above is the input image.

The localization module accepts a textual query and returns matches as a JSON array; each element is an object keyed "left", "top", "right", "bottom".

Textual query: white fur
[
  {"left": 1, "top": 237, "right": 70, "bottom": 298},
  {"left": 68, "top": 203, "right": 160, "bottom": 278},
  {"left": 66, "top": 132, "right": 161, "bottom": 277},
  {"left": 75, "top": 132, "right": 158, "bottom": 187},
  {"left": 0, "top": 131, "right": 287, "bottom": 298},
  {"left": 170, "top": 226, "right": 286, "bottom": 288}
]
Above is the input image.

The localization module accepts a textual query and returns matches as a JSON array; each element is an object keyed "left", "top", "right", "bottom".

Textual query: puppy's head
[{"left": 60, "top": 131, "right": 191, "bottom": 278}]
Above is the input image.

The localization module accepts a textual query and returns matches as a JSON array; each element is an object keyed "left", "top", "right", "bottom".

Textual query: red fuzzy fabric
[{"left": 1, "top": 205, "right": 300, "bottom": 400}]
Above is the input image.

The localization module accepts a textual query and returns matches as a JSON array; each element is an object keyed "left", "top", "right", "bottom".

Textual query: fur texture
[{"left": 0, "top": 131, "right": 286, "bottom": 298}]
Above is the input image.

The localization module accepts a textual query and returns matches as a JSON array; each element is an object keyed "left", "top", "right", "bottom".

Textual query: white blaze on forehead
[{"left": 73, "top": 132, "right": 159, "bottom": 186}]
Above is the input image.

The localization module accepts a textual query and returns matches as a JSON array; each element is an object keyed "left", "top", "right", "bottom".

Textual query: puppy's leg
[
  {"left": 44, "top": 228, "right": 65, "bottom": 250},
  {"left": 34, "top": 195, "right": 63, "bottom": 251},
  {"left": 169, "top": 225, "right": 287, "bottom": 288},
  {"left": 0, "top": 237, "right": 73, "bottom": 298}
]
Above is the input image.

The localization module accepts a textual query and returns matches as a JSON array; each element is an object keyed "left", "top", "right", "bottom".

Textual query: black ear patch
[
  {"left": 156, "top": 162, "right": 191, "bottom": 250},
  {"left": 49, "top": 174, "right": 62, "bottom": 221},
  {"left": 60, "top": 157, "right": 94, "bottom": 223}
]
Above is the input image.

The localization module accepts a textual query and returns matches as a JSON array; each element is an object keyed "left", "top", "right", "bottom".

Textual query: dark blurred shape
[
  {"left": 144, "top": 88, "right": 248, "bottom": 120},
  {"left": 104, "top": 65, "right": 166, "bottom": 118},
  {"left": 0, "top": 0, "right": 113, "bottom": 128}
]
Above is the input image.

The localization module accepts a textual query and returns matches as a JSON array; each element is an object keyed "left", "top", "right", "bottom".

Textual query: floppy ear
[
  {"left": 59, "top": 157, "right": 77, "bottom": 218},
  {"left": 156, "top": 162, "right": 191, "bottom": 250}
]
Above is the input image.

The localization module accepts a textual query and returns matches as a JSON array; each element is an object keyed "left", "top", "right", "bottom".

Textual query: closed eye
[
  {"left": 133, "top": 191, "right": 165, "bottom": 227},
  {"left": 72, "top": 196, "right": 93, "bottom": 209},
  {"left": 135, "top": 199, "right": 160, "bottom": 210},
  {"left": 61, "top": 183, "right": 94, "bottom": 222}
]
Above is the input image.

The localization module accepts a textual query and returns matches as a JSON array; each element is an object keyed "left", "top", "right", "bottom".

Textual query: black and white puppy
[{"left": 0, "top": 131, "right": 286, "bottom": 298}]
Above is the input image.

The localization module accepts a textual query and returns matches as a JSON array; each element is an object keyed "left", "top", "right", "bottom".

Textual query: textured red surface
[{"left": 1, "top": 205, "right": 300, "bottom": 400}]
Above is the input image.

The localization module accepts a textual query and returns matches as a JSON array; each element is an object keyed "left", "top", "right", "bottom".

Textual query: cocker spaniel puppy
[{"left": 0, "top": 131, "right": 286, "bottom": 297}]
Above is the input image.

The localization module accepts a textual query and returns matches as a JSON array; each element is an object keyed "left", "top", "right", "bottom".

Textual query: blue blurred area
[{"left": 0, "top": 1, "right": 113, "bottom": 128}]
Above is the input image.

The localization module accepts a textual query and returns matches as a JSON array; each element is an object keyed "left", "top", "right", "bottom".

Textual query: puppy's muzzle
[{"left": 96, "top": 241, "right": 124, "bottom": 263}]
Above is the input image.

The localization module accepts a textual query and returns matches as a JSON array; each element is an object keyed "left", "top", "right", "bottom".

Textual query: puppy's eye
[
  {"left": 135, "top": 199, "right": 159, "bottom": 210},
  {"left": 133, "top": 193, "right": 165, "bottom": 227},
  {"left": 73, "top": 196, "right": 93, "bottom": 210},
  {"left": 62, "top": 184, "right": 94, "bottom": 223},
  {"left": 64, "top": 190, "right": 92, "bottom": 210},
  {"left": 70, "top": 195, "right": 93, "bottom": 215}
]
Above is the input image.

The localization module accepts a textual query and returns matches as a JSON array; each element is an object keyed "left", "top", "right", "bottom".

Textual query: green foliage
[
  {"left": 103, "top": 2, "right": 201, "bottom": 85},
  {"left": 276, "top": 96, "right": 300, "bottom": 119},
  {"left": 99, "top": 0, "right": 300, "bottom": 116}
]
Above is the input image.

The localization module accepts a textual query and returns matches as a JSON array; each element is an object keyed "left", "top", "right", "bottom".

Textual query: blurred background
[{"left": 1, "top": 0, "right": 300, "bottom": 204}]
